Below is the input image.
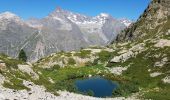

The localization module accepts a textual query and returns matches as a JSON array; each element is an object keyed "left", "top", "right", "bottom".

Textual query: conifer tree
[{"left": 18, "top": 49, "right": 27, "bottom": 62}]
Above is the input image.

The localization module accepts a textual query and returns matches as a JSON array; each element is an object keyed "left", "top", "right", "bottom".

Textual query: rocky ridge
[{"left": 0, "top": 7, "right": 129, "bottom": 62}]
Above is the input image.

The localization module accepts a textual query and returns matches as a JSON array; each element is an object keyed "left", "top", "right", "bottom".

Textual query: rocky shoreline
[{"left": 0, "top": 74, "right": 139, "bottom": 100}]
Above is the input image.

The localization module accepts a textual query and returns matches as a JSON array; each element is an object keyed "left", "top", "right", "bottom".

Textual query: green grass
[
  {"left": 97, "top": 50, "right": 112, "bottom": 62},
  {"left": 0, "top": 54, "right": 34, "bottom": 90},
  {"left": 0, "top": 54, "right": 25, "bottom": 69},
  {"left": 3, "top": 78, "right": 30, "bottom": 90},
  {"left": 161, "top": 16, "right": 170, "bottom": 33},
  {"left": 34, "top": 62, "right": 142, "bottom": 97},
  {"left": 39, "top": 65, "right": 106, "bottom": 82},
  {"left": 2, "top": 70, "right": 31, "bottom": 90},
  {"left": 121, "top": 48, "right": 169, "bottom": 99},
  {"left": 33, "top": 64, "right": 108, "bottom": 93},
  {"left": 64, "top": 52, "right": 72, "bottom": 57},
  {"left": 105, "top": 41, "right": 170, "bottom": 99},
  {"left": 74, "top": 50, "right": 91, "bottom": 58},
  {"left": 144, "top": 83, "right": 170, "bottom": 100}
]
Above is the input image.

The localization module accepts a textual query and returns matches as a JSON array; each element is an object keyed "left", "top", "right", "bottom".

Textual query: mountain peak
[
  {"left": 0, "top": 11, "right": 19, "bottom": 19},
  {"left": 119, "top": 18, "right": 132, "bottom": 27},
  {"left": 95, "top": 13, "right": 112, "bottom": 21},
  {"left": 48, "top": 7, "right": 67, "bottom": 19},
  {"left": 99, "top": 13, "right": 110, "bottom": 17},
  {"left": 55, "top": 6, "right": 64, "bottom": 12}
]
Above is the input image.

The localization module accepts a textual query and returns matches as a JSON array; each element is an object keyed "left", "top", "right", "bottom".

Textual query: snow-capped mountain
[
  {"left": 0, "top": 12, "right": 25, "bottom": 30},
  {"left": 119, "top": 18, "right": 132, "bottom": 27},
  {"left": 0, "top": 12, "right": 20, "bottom": 20},
  {"left": 0, "top": 8, "right": 130, "bottom": 61}
]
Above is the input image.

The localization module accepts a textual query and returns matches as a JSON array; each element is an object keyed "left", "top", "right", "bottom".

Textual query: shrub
[
  {"left": 53, "top": 64, "right": 60, "bottom": 70},
  {"left": 87, "top": 90, "right": 94, "bottom": 96},
  {"left": 98, "top": 50, "right": 111, "bottom": 62},
  {"left": 68, "top": 58, "right": 76, "bottom": 65},
  {"left": 85, "top": 61, "right": 93, "bottom": 66},
  {"left": 85, "top": 59, "right": 99, "bottom": 66},
  {"left": 65, "top": 52, "right": 72, "bottom": 57},
  {"left": 112, "top": 82, "right": 139, "bottom": 97}
]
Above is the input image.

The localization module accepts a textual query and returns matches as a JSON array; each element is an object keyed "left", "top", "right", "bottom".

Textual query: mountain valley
[{"left": 0, "top": 8, "right": 128, "bottom": 61}]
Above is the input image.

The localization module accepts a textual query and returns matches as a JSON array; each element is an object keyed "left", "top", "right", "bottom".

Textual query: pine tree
[{"left": 18, "top": 49, "right": 27, "bottom": 62}]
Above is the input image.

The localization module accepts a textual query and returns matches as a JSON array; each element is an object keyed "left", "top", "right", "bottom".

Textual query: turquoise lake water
[{"left": 75, "top": 76, "right": 118, "bottom": 97}]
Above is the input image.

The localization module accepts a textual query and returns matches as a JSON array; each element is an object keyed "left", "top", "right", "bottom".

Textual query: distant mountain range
[{"left": 0, "top": 8, "right": 132, "bottom": 61}]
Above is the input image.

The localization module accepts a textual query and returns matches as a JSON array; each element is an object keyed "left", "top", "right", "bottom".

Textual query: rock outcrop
[
  {"left": 18, "top": 64, "right": 39, "bottom": 80},
  {"left": 111, "top": 43, "right": 145, "bottom": 63},
  {"left": 154, "top": 39, "right": 170, "bottom": 47},
  {"left": 0, "top": 60, "right": 6, "bottom": 71}
]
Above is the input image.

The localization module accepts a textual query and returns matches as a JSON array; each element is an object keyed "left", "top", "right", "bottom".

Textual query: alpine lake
[{"left": 75, "top": 76, "right": 118, "bottom": 97}]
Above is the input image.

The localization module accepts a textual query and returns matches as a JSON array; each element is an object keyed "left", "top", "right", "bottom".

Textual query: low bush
[
  {"left": 112, "top": 82, "right": 139, "bottom": 97},
  {"left": 98, "top": 50, "right": 111, "bottom": 62},
  {"left": 68, "top": 58, "right": 76, "bottom": 65}
]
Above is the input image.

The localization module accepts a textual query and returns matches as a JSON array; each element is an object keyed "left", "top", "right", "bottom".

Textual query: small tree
[{"left": 18, "top": 49, "right": 27, "bottom": 62}]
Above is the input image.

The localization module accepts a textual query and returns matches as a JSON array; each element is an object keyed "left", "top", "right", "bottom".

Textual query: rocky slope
[
  {"left": 116, "top": 0, "right": 170, "bottom": 41},
  {"left": 0, "top": 12, "right": 36, "bottom": 59}
]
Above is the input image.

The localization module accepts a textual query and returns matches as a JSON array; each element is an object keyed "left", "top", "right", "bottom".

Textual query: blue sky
[{"left": 0, "top": 0, "right": 151, "bottom": 20}]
